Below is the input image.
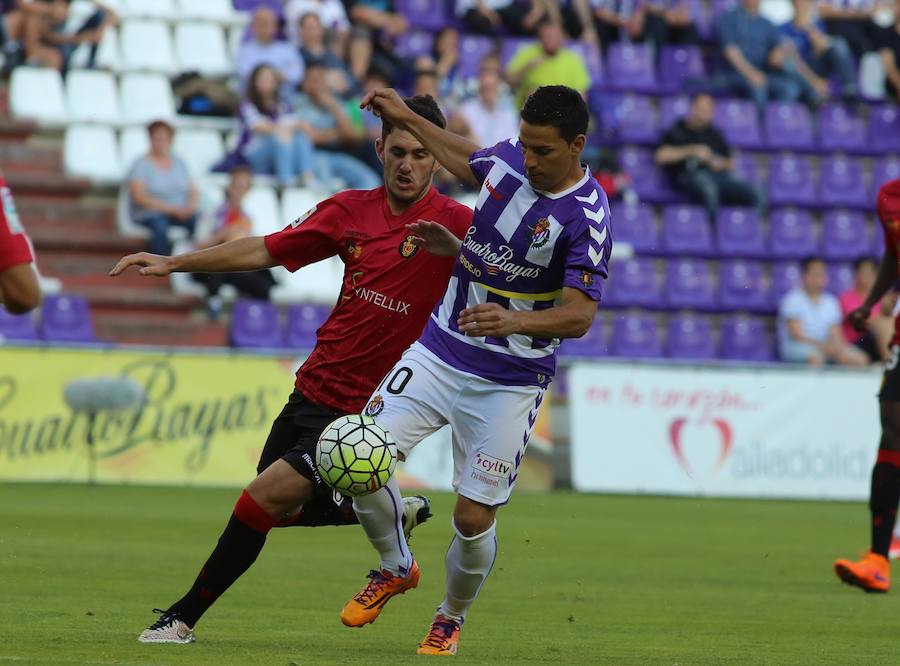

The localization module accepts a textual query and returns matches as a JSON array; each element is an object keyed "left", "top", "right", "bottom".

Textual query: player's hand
[
  {"left": 360, "top": 88, "right": 414, "bottom": 127},
  {"left": 847, "top": 305, "right": 872, "bottom": 332},
  {"left": 458, "top": 303, "right": 520, "bottom": 338},
  {"left": 109, "top": 252, "right": 174, "bottom": 278},
  {"left": 406, "top": 220, "right": 462, "bottom": 257}
]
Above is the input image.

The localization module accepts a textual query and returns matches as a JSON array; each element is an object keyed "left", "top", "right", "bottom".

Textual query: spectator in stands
[
  {"left": 778, "top": 257, "right": 869, "bottom": 366},
  {"left": 542, "top": 0, "right": 597, "bottom": 42},
  {"left": 431, "top": 27, "right": 463, "bottom": 101},
  {"left": 237, "top": 7, "right": 305, "bottom": 95},
  {"left": 343, "top": 0, "right": 408, "bottom": 83},
  {"left": 641, "top": 0, "right": 701, "bottom": 48},
  {"left": 507, "top": 19, "right": 591, "bottom": 107},
  {"left": 0, "top": 170, "right": 41, "bottom": 314},
  {"left": 588, "top": 0, "right": 644, "bottom": 49},
  {"left": 191, "top": 166, "right": 275, "bottom": 320},
  {"left": 781, "top": 0, "right": 858, "bottom": 100},
  {"left": 818, "top": 0, "right": 884, "bottom": 59},
  {"left": 17, "top": 0, "right": 116, "bottom": 72},
  {"left": 285, "top": 0, "right": 350, "bottom": 48},
  {"left": 127, "top": 120, "right": 198, "bottom": 257},
  {"left": 654, "top": 93, "right": 762, "bottom": 221},
  {"left": 879, "top": 9, "right": 900, "bottom": 102},
  {"left": 457, "top": 0, "right": 549, "bottom": 36},
  {"left": 839, "top": 257, "right": 896, "bottom": 362},
  {"left": 292, "top": 62, "right": 381, "bottom": 189},
  {"left": 237, "top": 64, "right": 317, "bottom": 188},
  {"left": 717, "top": 0, "right": 810, "bottom": 111},
  {"left": 298, "top": 12, "right": 359, "bottom": 98},
  {"left": 457, "top": 67, "right": 520, "bottom": 147}
]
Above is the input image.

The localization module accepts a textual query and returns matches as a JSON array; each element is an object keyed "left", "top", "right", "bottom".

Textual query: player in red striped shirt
[
  {"left": 0, "top": 172, "right": 41, "bottom": 314},
  {"left": 110, "top": 95, "right": 472, "bottom": 643}
]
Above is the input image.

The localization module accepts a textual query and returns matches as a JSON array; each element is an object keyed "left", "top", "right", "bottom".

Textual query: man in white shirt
[
  {"left": 457, "top": 67, "right": 520, "bottom": 148},
  {"left": 778, "top": 257, "right": 869, "bottom": 365},
  {"left": 284, "top": 0, "right": 350, "bottom": 45}
]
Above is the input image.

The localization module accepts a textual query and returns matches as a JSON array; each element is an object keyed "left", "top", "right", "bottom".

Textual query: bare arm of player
[
  {"left": 406, "top": 220, "right": 462, "bottom": 257},
  {"left": 848, "top": 245, "right": 899, "bottom": 331},
  {"left": 360, "top": 88, "right": 482, "bottom": 188},
  {"left": 458, "top": 287, "right": 596, "bottom": 340},
  {"left": 0, "top": 262, "right": 42, "bottom": 314},
  {"left": 109, "top": 236, "right": 277, "bottom": 278}
]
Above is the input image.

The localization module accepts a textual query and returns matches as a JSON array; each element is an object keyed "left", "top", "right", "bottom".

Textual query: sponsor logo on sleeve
[{"left": 290, "top": 205, "right": 317, "bottom": 228}]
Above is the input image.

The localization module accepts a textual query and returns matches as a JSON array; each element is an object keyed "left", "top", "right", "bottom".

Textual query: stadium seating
[
  {"left": 0, "top": 308, "right": 39, "bottom": 342},
  {"left": 658, "top": 46, "right": 706, "bottom": 95},
  {"left": 172, "top": 129, "right": 226, "bottom": 179},
  {"left": 718, "top": 260, "right": 771, "bottom": 313},
  {"left": 821, "top": 211, "right": 872, "bottom": 261},
  {"left": 605, "top": 44, "right": 657, "bottom": 93},
  {"left": 560, "top": 316, "right": 606, "bottom": 357},
  {"left": 720, "top": 315, "right": 774, "bottom": 362},
  {"left": 715, "top": 208, "right": 766, "bottom": 258},
  {"left": 119, "top": 73, "right": 177, "bottom": 123},
  {"left": 174, "top": 22, "right": 232, "bottom": 77},
  {"left": 65, "top": 70, "right": 120, "bottom": 124},
  {"left": 664, "top": 259, "right": 716, "bottom": 311},
  {"left": 767, "top": 155, "right": 816, "bottom": 207},
  {"left": 771, "top": 261, "right": 802, "bottom": 300},
  {"left": 121, "top": 20, "right": 178, "bottom": 73},
  {"left": 174, "top": 0, "right": 242, "bottom": 22},
  {"left": 819, "top": 156, "right": 868, "bottom": 208},
  {"left": 285, "top": 303, "right": 332, "bottom": 349},
  {"left": 827, "top": 262, "right": 854, "bottom": 295},
  {"left": 604, "top": 257, "right": 663, "bottom": 309},
  {"left": 715, "top": 99, "right": 761, "bottom": 149},
  {"left": 611, "top": 313, "right": 663, "bottom": 358},
  {"left": 120, "top": 0, "right": 178, "bottom": 20},
  {"left": 230, "top": 299, "right": 284, "bottom": 348},
  {"left": 40, "top": 295, "right": 97, "bottom": 343},
  {"left": 64, "top": 125, "right": 122, "bottom": 181},
  {"left": 610, "top": 204, "right": 660, "bottom": 254},
  {"left": 394, "top": 31, "right": 434, "bottom": 59},
  {"left": 764, "top": 102, "right": 814, "bottom": 151},
  {"left": 666, "top": 313, "right": 716, "bottom": 360},
  {"left": 769, "top": 209, "right": 818, "bottom": 258},
  {"left": 869, "top": 106, "right": 900, "bottom": 152},
  {"left": 9, "top": 67, "right": 67, "bottom": 126},
  {"left": 817, "top": 104, "right": 867, "bottom": 153},
  {"left": 395, "top": 0, "right": 447, "bottom": 31},
  {"left": 661, "top": 205, "right": 715, "bottom": 257},
  {"left": 457, "top": 35, "right": 494, "bottom": 80}
]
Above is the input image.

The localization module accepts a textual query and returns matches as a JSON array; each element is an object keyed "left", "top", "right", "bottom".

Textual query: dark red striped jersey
[
  {"left": 877, "top": 178, "right": 900, "bottom": 344},
  {"left": 0, "top": 175, "right": 34, "bottom": 273}
]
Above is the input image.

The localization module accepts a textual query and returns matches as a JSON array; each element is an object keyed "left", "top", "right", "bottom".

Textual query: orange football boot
[
  {"left": 417, "top": 614, "right": 462, "bottom": 656},
  {"left": 834, "top": 552, "right": 890, "bottom": 593},
  {"left": 340, "top": 561, "right": 420, "bottom": 627}
]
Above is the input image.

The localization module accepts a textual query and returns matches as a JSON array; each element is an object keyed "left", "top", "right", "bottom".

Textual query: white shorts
[{"left": 363, "top": 343, "right": 546, "bottom": 506}]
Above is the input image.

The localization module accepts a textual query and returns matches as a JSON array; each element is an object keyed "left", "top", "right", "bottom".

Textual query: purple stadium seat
[
  {"left": 664, "top": 259, "right": 716, "bottom": 310},
  {"left": 768, "top": 155, "right": 816, "bottom": 207},
  {"left": 661, "top": 205, "right": 715, "bottom": 256},
  {"left": 285, "top": 303, "right": 330, "bottom": 349},
  {"left": 604, "top": 257, "right": 663, "bottom": 309},
  {"left": 718, "top": 260, "right": 771, "bottom": 312},
  {"left": 771, "top": 261, "right": 801, "bottom": 301},
  {"left": 560, "top": 316, "right": 606, "bottom": 357},
  {"left": 827, "top": 262, "right": 853, "bottom": 295},
  {"left": 0, "top": 307, "right": 38, "bottom": 342},
  {"left": 769, "top": 208, "right": 817, "bottom": 258},
  {"left": 500, "top": 38, "right": 533, "bottom": 69},
  {"left": 817, "top": 104, "right": 867, "bottom": 153},
  {"left": 457, "top": 35, "right": 495, "bottom": 80},
  {"left": 821, "top": 210, "right": 870, "bottom": 261},
  {"left": 610, "top": 313, "right": 663, "bottom": 358},
  {"left": 610, "top": 203, "right": 660, "bottom": 254},
  {"left": 568, "top": 41, "right": 604, "bottom": 84},
  {"left": 731, "top": 153, "right": 759, "bottom": 186},
  {"left": 721, "top": 315, "right": 774, "bottom": 362},
  {"left": 869, "top": 106, "right": 900, "bottom": 153},
  {"left": 764, "top": 102, "right": 815, "bottom": 151},
  {"left": 601, "top": 94, "right": 658, "bottom": 144},
  {"left": 619, "top": 147, "right": 681, "bottom": 203},
  {"left": 712, "top": 0, "right": 740, "bottom": 20},
  {"left": 233, "top": 0, "right": 282, "bottom": 15},
  {"left": 394, "top": 30, "right": 434, "bottom": 59},
  {"left": 394, "top": 0, "right": 447, "bottom": 31},
  {"left": 819, "top": 156, "right": 868, "bottom": 208},
  {"left": 874, "top": 157, "right": 900, "bottom": 193},
  {"left": 230, "top": 299, "right": 284, "bottom": 349},
  {"left": 606, "top": 43, "right": 657, "bottom": 93},
  {"left": 666, "top": 313, "right": 716, "bottom": 360},
  {"left": 659, "top": 46, "right": 706, "bottom": 94},
  {"left": 40, "top": 294, "right": 96, "bottom": 343},
  {"left": 716, "top": 207, "right": 765, "bottom": 258},
  {"left": 660, "top": 95, "right": 690, "bottom": 129},
  {"left": 714, "top": 98, "right": 761, "bottom": 149}
]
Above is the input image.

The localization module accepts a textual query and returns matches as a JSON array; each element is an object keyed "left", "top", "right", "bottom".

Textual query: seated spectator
[
  {"left": 654, "top": 93, "right": 762, "bottom": 221},
  {"left": 839, "top": 257, "right": 896, "bottom": 362},
  {"left": 543, "top": 0, "right": 598, "bottom": 42},
  {"left": 592, "top": 148, "right": 638, "bottom": 204},
  {"left": 285, "top": 0, "right": 350, "bottom": 47},
  {"left": 717, "top": 0, "right": 812, "bottom": 110},
  {"left": 17, "top": 0, "right": 116, "bottom": 72},
  {"left": 292, "top": 63, "right": 381, "bottom": 190},
  {"left": 781, "top": 0, "right": 858, "bottom": 100},
  {"left": 343, "top": 0, "right": 408, "bottom": 84},
  {"left": 192, "top": 166, "right": 276, "bottom": 319},
  {"left": 457, "top": 0, "right": 549, "bottom": 36},
  {"left": 237, "top": 7, "right": 305, "bottom": 95},
  {"left": 641, "top": 0, "right": 701, "bottom": 49},
  {"left": 819, "top": 0, "right": 884, "bottom": 59},
  {"left": 778, "top": 257, "right": 869, "bottom": 365},
  {"left": 879, "top": 9, "right": 900, "bottom": 102},
  {"left": 507, "top": 20, "right": 591, "bottom": 107},
  {"left": 236, "top": 64, "right": 317, "bottom": 187},
  {"left": 588, "top": 0, "right": 642, "bottom": 49},
  {"left": 127, "top": 120, "right": 198, "bottom": 257},
  {"left": 298, "top": 12, "right": 359, "bottom": 98},
  {"left": 457, "top": 67, "right": 520, "bottom": 147},
  {"left": 431, "top": 27, "right": 463, "bottom": 102}
]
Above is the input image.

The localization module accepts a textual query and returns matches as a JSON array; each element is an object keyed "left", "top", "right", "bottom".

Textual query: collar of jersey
[
  {"left": 381, "top": 185, "right": 437, "bottom": 227},
  {"left": 532, "top": 166, "right": 591, "bottom": 200}
]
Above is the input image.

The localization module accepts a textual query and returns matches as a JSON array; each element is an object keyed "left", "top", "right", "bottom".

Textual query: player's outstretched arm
[
  {"left": 848, "top": 245, "right": 898, "bottom": 331},
  {"left": 109, "top": 236, "right": 277, "bottom": 278},
  {"left": 458, "top": 288, "right": 596, "bottom": 340},
  {"left": 361, "top": 88, "right": 481, "bottom": 188}
]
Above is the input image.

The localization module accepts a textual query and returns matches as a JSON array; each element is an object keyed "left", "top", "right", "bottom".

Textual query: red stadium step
[
  {"left": 29, "top": 228, "right": 144, "bottom": 253},
  {"left": 15, "top": 198, "right": 117, "bottom": 233},
  {"left": 92, "top": 311, "right": 228, "bottom": 347},
  {"left": 70, "top": 285, "right": 201, "bottom": 313},
  {"left": 4, "top": 172, "right": 91, "bottom": 201},
  {"left": 36, "top": 250, "right": 160, "bottom": 287},
  {"left": 0, "top": 118, "right": 34, "bottom": 142},
  {"left": 0, "top": 142, "right": 62, "bottom": 175}
]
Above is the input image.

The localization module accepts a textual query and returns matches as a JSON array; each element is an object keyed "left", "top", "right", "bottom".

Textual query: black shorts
[
  {"left": 256, "top": 389, "right": 346, "bottom": 495},
  {"left": 880, "top": 345, "right": 900, "bottom": 402}
]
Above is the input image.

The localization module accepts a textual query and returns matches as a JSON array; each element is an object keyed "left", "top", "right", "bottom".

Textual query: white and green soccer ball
[{"left": 316, "top": 415, "right": 397, "bottom": 497}]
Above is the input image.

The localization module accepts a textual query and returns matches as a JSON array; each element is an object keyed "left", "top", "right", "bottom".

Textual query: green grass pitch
[{"left": 1, "top": 483, "right": 898, "bottom": 665}]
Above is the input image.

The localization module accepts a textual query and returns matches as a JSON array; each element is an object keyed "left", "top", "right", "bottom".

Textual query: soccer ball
[{"left": 316, "top": 415, "right": 397, "bottom": 497}]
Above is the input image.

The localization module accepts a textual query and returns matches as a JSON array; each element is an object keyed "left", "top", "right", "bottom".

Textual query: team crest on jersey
[
  {"left": 290, "top": 205, "right": 317, "bottom": 228},
  {"left": 581, "top": 270, "right": 594, "bottom": 288},
  {"left": 365, "top": 395, "right": 385, "bottom": 417},
  {"left": 345, "top": 239, "right": 363, "bottom": 260},
  {"left": 398, "top": 235, "right": 419, "bottom": 259},
  {"left": 529, "top": 218, "right": 551, "bottom": 249}
]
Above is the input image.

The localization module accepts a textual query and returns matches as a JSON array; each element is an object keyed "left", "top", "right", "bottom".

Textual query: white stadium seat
[
  {"left": 280, "top": 187, "right": 323, "bottom": 227},
  {"left": 118, "top": 125, "right": 150, "bottom": 171},
  {"left": 196, "top": 183, "right": 226, "bottom": 240},
  {"left": 66, "top": 69, "right": 120, "bottom": 124},
  {"left": 270, "top": 257, "right": 343, "bottom": 305},
  {"left": 172, "top": 128, "right": 226, "bottom": 179},
  {"left": 175, "top": 0, "right": 242, "bottom": 24},
  {"left": 93, "top": 26, "right": 122, "bottom": 71},
  {"left": 120, "top": 19, "right": 176, "bottom": 73},
  {"left": 175, "top": 22, "right": 231, "bottom": 77},
  {"left": 119, "top": 72, "right": 176, "bottom": 123},
  {"left": 64, "top": 125, "right": 122, "bottom": 181},
  {"left": 243, "top": 185, "right": 281, "bottom": 236},
  {"left": 120, "top": 0, "right": 176, "bottom": 19},
  {"left": 9, "top": 67, "right": 67, "bottom": 125}
]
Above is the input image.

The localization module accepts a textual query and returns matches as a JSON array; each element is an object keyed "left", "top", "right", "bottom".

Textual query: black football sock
[
  {"left": 869, "top": 450, "right": 900, "bottom": 558},
  {"left": 167, "top": 491, "right": 276, "bottom": 627}
]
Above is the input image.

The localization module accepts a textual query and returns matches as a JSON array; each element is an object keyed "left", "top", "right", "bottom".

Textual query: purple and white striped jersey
[{"left": 418, "top": 139, "right": 613, "bottom": 388}]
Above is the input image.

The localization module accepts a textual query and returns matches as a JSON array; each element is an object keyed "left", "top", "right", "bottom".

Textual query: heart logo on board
[{"left": 668, "top": 417, "right": 733, "bottom": 479}]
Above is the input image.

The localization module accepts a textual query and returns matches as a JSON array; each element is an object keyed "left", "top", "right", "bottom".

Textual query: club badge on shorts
[
  {"left": 398, "top": 235, "right": 419, "bottom": 259},
  {"left": 365, "top": 394, "right": 385, "bottom": 417}
]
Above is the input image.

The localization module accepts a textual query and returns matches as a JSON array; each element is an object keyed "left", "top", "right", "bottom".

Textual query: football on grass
[{"left": 316, "top": 415, "right": 397, "bottom": 496}]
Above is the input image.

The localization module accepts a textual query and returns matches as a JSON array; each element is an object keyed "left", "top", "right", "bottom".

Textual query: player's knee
[{"left": 453, "top": 503, "right": 495, "bottom": 538}]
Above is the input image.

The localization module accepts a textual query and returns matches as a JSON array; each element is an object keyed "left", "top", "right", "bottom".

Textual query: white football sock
[
  {"left": 352, "top": 476, "right": 413, "bottom": 576},
  {"left": 437, "top": 519, "right": 498, "bottom": 622}
]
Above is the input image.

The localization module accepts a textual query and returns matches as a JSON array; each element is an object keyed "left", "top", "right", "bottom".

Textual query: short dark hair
[
  {"left": 381, "top": 94, "right": 446, "bottom": 142},
  {"left": 854, "top": 256, "right": 878, "bottom": 272},
  {"left": 520, "top": 85, "right": 589, "bottom": 143},
  {"left": 800, "top": 256, "right": 826, "bottom": 273}
]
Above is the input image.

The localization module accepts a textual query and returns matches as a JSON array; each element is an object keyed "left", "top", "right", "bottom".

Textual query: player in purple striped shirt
[{"left": 338, "top": 85, "right": 613, "bottom": 656}]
